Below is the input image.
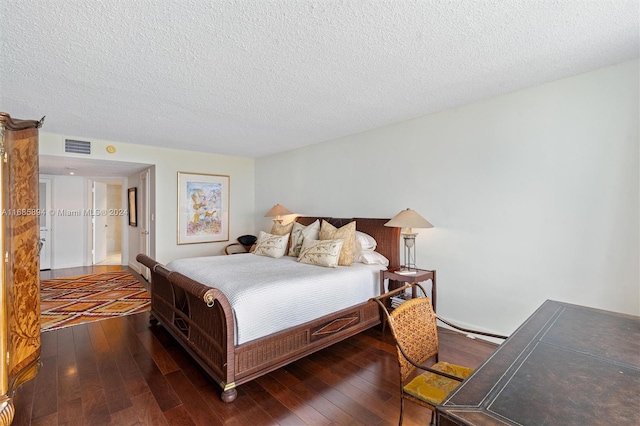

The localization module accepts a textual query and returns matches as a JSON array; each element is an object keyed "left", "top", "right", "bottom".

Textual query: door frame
[
  {"left": 139, "top": 169, "right": 151, "bottom": 280},
  {"left": 92, "top": 181, "right": 109, "bottom": 264},
  {"left": 39, "top": 178, "right": 52, "bottom": 270}
]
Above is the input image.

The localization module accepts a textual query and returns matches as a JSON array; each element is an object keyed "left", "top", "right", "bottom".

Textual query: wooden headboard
[{"left": 295, "top": 216, "right": 400, "bottom": 269}]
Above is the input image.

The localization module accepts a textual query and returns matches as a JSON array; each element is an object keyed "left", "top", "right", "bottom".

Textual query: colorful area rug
[{"left": 41, "top": 270, "right": 151, "bottom": 332}]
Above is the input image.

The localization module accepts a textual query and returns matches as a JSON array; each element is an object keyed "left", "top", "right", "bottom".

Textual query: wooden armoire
[{"left": 0, "top": 113, "right": 44, "bottom": 425}]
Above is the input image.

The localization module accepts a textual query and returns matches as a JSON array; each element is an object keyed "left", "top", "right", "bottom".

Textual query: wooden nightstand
[{"left": 380, "top": 268, "right": 437, "bottom": 312}]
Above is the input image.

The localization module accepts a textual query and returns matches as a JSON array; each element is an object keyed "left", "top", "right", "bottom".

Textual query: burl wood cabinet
[{"left": 0, "top": 113, "right": 44, "bottom": 425}]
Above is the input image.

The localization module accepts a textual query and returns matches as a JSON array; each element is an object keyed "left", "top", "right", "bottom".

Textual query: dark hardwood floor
[{"left": 18, "top": 266, "right": 498, "bottom": 426}]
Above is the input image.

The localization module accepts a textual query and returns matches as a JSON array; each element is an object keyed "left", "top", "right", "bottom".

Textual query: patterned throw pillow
[
  {"left": 252, "top": 231, "right": 290, "bottom": 258},
  {"left": 288, "top": 220, "right": 321, "bottom": 257},
  {"left": 297, "top": 238, "right": 344, "bottom": 268},
  {"left": 318, "top": 220, "right": 356, "bottom": 266}
]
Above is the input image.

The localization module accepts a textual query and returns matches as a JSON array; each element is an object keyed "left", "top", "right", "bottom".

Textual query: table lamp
[
  {"left": 384, "top": 208, "right": 433, "bottom": 271},
  {"left": 264, "top": 204, "right": 292, "bottom": 224}
]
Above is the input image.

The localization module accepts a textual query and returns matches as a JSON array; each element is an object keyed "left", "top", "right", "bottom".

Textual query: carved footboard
[
  {"left": 232, "top": 300, "right": 381, "bottom": 385},
  {"left": 136, "top": 254, "right": 238, "bottom": 401}
]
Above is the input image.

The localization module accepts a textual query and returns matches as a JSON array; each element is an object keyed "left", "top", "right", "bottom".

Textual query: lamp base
[
  {"left": 395, "top": 267, "right": 417, "bottom": 275},
  {"left": 401, "top": 233, "right": 418, "bottom": 274}
]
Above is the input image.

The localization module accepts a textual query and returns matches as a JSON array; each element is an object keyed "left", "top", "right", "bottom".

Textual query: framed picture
[
  {"left": 177, "top": 172, "right": 229, "bottom": 244},
  {"left": 128, "top": 187, "right": 137, "bottom": 227}
]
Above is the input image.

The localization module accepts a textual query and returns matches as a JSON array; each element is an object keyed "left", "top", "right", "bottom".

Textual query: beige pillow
[
  {"left": 270, "top": 221, "right": 294, "bottom": 236},
  {"left": 288, "top": 220, "right": 321, "bottom": 257},
  {"left": 319, "top": 220, "right": 356, "bottom": 266},
  {"left": 270, "top": 221, "right": 294, "bottom": 249},
  {"left": 297, "top": 238, "right": 344, "bottom": 268},
  {"left": 252, "top": 231, "right": 290, "bottom": 258}
]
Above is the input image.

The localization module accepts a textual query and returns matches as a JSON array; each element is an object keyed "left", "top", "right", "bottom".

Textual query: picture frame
[
  {"left": 177, "top": 172, "right": 229, "bottom": 244},
  {"left": 128, "top": 187, "right": 137, "bottom": 227}
]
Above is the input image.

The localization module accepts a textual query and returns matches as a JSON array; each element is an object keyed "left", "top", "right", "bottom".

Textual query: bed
[{"left": 136, "top": 216, "right": 400, "bottom": 402}]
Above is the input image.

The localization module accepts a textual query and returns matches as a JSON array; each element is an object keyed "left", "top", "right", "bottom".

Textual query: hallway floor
[{"left": 96, "top": 252, "right": 122, "bottom": 266}]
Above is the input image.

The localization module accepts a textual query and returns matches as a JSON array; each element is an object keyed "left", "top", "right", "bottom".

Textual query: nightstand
[{"left": 380, "top": 268, "right": 437, "bottom": 312}]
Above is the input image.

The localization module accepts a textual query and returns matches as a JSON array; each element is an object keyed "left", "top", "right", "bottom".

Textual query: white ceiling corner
[{"left": 1, "top": 0, "right": 638, "bottom": 158}]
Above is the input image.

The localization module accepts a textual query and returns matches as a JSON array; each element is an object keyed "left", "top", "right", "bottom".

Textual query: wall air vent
[{"left": 65, "top": 139, "right": 91, "bottom": 155}]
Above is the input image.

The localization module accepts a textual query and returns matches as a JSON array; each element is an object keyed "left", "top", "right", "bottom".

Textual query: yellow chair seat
[{"left": 403, "top": 362, "right": 473, "bottom": 405}]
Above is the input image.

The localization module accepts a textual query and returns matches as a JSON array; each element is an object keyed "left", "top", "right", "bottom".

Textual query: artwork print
[{"left": 178, "top": 173, "right": 229, "bottom": 244}]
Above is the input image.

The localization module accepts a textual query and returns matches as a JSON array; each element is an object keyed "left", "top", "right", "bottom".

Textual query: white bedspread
[{"left": 167, "top": 254, "right": 383, "bottom": 345}]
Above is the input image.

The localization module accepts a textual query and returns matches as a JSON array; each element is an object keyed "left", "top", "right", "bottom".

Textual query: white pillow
[
  {"left": 353, "top": 231, "right": 378, "bottom": 262},
  {"left": 297, "top": 238, "right": 344, "bottom": 268},
  {"left": 355, "top": 250, "right": 389, "bottom": 266},
  {"left": 355, "top": 231, "right": 377, "bottom": 251},
  {"left": 288, "top": 220, "right": 320, "bottom": 257},
  {"left": 252, "top": 231, "right": 290, "bottom": 258}
]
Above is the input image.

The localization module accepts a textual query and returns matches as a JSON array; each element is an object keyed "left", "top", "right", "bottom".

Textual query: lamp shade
[
  {"left": 264, "top": 204, "right": 292, "bottom": 218},
  {"left": 384, "top": 208, "right": 433, "bottom": 231}
]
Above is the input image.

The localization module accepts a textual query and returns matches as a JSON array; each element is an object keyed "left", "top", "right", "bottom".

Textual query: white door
[
  {"left": 139, "top": 170, "right": 151, "bottom": 279},
  {"left": 39, "top": 179, "right": 52, "bottom": 270},
  {"left": 93, "top": 181, "right": 108, "bottom": 264}
]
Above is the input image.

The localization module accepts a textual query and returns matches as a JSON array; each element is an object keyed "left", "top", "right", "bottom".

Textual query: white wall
[
  {"left": 255, "top": 60, "right": 640, "bottom": 335},
  {"left": 40, "top": 174, "right": 88, "bottom": 269},
  {"left": 39, "top": 137, "right": 256, "bottom": 267}
]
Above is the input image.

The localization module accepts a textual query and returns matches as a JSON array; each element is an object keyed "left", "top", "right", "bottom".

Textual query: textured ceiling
[{"left": 1, "top": 1, "right": 638, "bottom": 158}]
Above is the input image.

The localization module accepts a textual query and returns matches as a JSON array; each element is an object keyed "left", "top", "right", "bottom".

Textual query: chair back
[{"left": 388, "top": 297, "right": 439, "bottom": 382}]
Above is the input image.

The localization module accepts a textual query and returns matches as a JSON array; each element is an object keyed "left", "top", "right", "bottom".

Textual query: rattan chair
[
  {"left": 224, "top": 234, "right": 257, "bottom": 255},
  {"left": 373, "top": 284, "right": 507, "bottom": 426}
]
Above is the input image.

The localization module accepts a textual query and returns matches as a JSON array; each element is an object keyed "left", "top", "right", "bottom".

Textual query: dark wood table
[{"left": 437, "top": 300, "right": 640, "bottom": 425}]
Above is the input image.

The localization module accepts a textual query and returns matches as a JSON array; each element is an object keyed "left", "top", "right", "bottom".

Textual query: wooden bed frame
[{"left": 136, "top": 217, "right": 400, "bottom": 402}]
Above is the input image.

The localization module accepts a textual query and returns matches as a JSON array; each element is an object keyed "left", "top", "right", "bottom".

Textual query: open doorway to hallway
[
  {"left": 92, "top": 180, "right": 124, "bottom": 265},
  {"left": 39, "top": 155, "right": 154, "bottom": 271}
]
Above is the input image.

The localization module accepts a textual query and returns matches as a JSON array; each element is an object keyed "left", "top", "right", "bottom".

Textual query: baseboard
[
  {"left": 437, "top": 317, "right": 507, "bottom": 345},
  {"left": 128, "top": 261, "right": 141, "bottom": 274}
]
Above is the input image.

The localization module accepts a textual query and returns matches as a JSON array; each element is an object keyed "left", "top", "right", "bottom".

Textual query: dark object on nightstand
[{"left": 224, "top": 234, "right": 257, "bottom": 254}]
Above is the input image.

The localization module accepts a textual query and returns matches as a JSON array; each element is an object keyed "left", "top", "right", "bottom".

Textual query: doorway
[
  {"left": 39, "top": 155, "right": 155, "bottom": 270},
  {"left": 92, "top": 180, "right": 123, "bottom": 265},
  {"left": 39, "top": 178, "right": 52, "bottom": 270}
]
